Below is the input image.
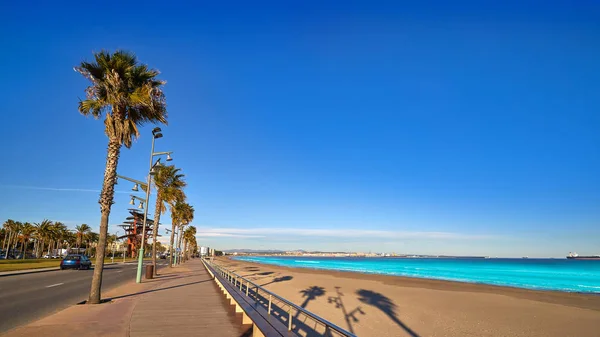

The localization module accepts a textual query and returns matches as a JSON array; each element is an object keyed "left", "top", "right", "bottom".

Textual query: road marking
[
  {"left": 116, "top": 270, "right": 123, "bottom": 273},
  {"left": 46, "top": 283, "right": 64, "bottom": 288}
]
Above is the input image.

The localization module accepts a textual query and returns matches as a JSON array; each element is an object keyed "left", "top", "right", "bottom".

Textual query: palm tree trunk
[
  {"left": 152, "top": 192, "right": 162, "bottom": 276},
  {"left": 89, "top": 139, "right": 121, "bottom": 305},
  {"left": 183, "top": 240, "right": 188, "bottom": 262},
  {"left": 168, "top": 222, "right": 176, "bottom": 267},
  {"left": 177, "top": 227, "right": 184, "bottom": 264},
  {"left": 2, "top": 230, "right": 8, "bottom": 251},
  {"left": 4, "top": 231, "right": 12, "bottom": 258}
]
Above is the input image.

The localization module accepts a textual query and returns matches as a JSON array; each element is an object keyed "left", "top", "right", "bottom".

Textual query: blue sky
[{"left": 0, "top": 1, "right": 599, "bottom": 257}]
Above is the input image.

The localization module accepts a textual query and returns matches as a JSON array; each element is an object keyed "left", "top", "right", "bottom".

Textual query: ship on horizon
[{"left": 567, "top": 252, "right": 600, "bottom": 260}]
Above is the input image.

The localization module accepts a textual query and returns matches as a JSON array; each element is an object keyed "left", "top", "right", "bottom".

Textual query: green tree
[
  {"left": 183, "top": 226, "right": 196, "bottom": 261},
  {"left": 19, "top": 222, "right": 35, "bottom": 259},
  {"left": 169, "top": 202, "right": 193, "bottom": 267},
  {"left": 75, "top": 50, "right": 168, "bottom": 304},
  {"left": 33, "top": 219, "right": 53, "bottom": 258},
  {"left": 75, "top": 224, "right": 92, "bottom": 250},
  {"left": 151, "top": 165, "right": 186, "bottom": 275}
]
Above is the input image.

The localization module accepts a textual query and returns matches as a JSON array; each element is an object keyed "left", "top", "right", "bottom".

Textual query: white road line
[
  {"left": 46, "top": 283, "right": 64, "bottom": 288},
  {"left": 116, "top": 270, "right": 123, "bottom": 273}
]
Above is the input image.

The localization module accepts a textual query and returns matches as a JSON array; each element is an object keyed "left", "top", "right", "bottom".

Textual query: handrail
[{"left": 204, "top": 258, "right": 358, "bottom": 337}]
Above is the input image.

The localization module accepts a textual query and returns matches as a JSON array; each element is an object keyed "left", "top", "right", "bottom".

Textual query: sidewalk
[{"left": 2, "top": 259, "right": 251, "bottom": 337}]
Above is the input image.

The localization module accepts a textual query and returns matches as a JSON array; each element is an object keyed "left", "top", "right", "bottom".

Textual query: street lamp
[{"left": 135, "top": 127, "right": 173, "bottom": 283}]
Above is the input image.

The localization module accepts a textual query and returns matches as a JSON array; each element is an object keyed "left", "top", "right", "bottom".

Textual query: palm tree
[
  {"left": 184, "top": 226, "right": 196, "bottom": 261},
  {"left": 177, "top": 204, "right": 194, "bottom": 264},
  {"left": 51, "top": 222, "right": 68, "bottom": 256},
  {"left": 75, "top": 50, "right": 168, "bottom": 304},
  {"left": 106, "top": 234, "right": 118, "bottom": 257},
  {"left": 152, "top": 165, "right": 186, "bottom": 274},
  {"left": 6, "top": 221, "right": 23, "bottom": 258},
  {"left": 19, "top": 222, "right": 35, "bottom": 259},
  {"left": 169, "top": 202, "right": 193, "bottom": 267},
  {"left": 2, "top": 219, "right": 16, "bottom": 253},
  {"left": 33, "top": 219, "right": 53, "bottom": 258},
  {"left": 86, "top": 232, "right": 99, "bottom": 257},
  {"left": 75, "top": 224, "right": 92, "bottom": 252}
]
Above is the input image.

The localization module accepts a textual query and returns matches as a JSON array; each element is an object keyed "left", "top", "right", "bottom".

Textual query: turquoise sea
[{"left": 233, "top": 256, "right": 600, "bottom": 293}]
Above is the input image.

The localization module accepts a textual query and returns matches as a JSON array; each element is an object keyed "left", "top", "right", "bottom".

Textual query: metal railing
[{"left": 204, "top": 259, "right": 358, "bottom": 337}]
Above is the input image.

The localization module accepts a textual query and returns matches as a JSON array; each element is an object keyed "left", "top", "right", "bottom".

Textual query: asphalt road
[{"left": 0, "top": 261, "right": 168, "bottom": 333}]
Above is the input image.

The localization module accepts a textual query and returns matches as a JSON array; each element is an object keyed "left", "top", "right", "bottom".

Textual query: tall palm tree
[
  {"left": 86, "top": 232, "right": 99, "bottom": 257},
  {"left": 19, "top": 222, "right": 35, "bottom": 259},
  {"left": 76, "top": 50, "right": 168, "bottom": 304},
  {"left": 51, "top": 222, "right": 68, "bottom": 256},
  {"left": 176, "top": 203, "right": 194, "bottom": 265},
  {"left": 34, "top": 219, "right": 53, "bottom": 258},
  {"left": 2, "top": 219, "right": 16, "bottom": 253},
  {"left": 106, "top": 234, "right": 118, "bottom": 257},
  {"left": 183, "top": 226, "right": 196, "bottom": 262},
  {"left": 151, "top": 165, "right": 186, "bottom": 274},
  {"left": 75, "top": 224, "right": 92, "bottom": 251},
  {"left": 6, "top": 221, "right": 23, "bottom": 258},
  {"left": 169, "top": 202, "right": 193, "bottom": 267}
]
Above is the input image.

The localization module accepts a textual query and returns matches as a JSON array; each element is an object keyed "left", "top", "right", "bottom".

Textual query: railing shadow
[
  {"left": 248, "top": 286, "right": 343, "bottom": 337},
  {"left": 327, "top": 287, "right": 364, "bottom": 334},
  {"left": 356, "top": 289, "right": 420, "bottom": 337},
  {"left": 107, "top": 279, "right": 212, "bottom": 300}
]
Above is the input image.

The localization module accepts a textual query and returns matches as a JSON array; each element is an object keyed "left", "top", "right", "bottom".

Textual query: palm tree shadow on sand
[
  {"left": 356, "top": 289, "right": 421, "bottom": 337},
  {"left": 299, "top": 286, "right": 326, "bottom": 309},
  {"left": 261, "top": 275, "right": 293, "bottom": 286}
]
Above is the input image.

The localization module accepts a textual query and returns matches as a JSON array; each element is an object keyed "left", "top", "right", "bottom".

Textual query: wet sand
[{"left": 216, "top": 257, "right": 600, "bottom": 337}]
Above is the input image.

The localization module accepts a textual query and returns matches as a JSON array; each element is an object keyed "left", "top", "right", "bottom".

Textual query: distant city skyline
[{"left": 1, "top": 1, "right": 599, "bottom": 258}]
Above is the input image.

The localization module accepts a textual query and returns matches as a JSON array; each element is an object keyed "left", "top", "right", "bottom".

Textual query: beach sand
[{"left": 216, "top": 257, "right": 600, "bottom": 337}]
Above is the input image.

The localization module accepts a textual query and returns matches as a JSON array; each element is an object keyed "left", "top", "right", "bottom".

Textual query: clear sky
[{"left": 0, "top": 1, "right": 598, "bottom": 257}]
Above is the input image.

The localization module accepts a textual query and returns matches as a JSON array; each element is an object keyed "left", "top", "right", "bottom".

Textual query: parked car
[{"left": 60, "top": 255, "right": 92, "bottom": 270}]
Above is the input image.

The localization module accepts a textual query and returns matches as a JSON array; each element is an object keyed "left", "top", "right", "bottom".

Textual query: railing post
[
  {"left": 239, "top": 277, "right": 243, "bottom": 290},
  {"left": 268, "top": 294, "right": 272, "bottom": 315},
  {"left": 288, "top": 306, "right": 293, "bottom": 331},
  {"left": 246, "top": 281, "right": 249, "bottom": 296}
]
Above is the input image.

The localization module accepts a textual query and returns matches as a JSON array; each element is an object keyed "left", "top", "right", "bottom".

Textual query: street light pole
[{"left": 135, "top": 131, "right": 158, "bottom": 284}]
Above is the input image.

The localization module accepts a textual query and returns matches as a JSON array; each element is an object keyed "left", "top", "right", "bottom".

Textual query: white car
[{"left": 42, "top": 254, "right": 51, "bottom": 259}]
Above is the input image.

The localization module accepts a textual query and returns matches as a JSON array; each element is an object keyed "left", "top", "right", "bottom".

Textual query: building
[{"left": 200, "top": 246, "right": 209, "bottom": 256}]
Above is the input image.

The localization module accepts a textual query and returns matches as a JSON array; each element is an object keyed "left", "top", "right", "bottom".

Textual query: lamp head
[
  {"left": 132, "top": 184, "right": 139, "bottom": 192},
  {"left": 152, "top": 127, "right": 162, "bottom": 136},
  {"left": 129, "top": 197, "right": 135, "bottom": 205},
  {"left": 154, "top": 132, "right": 163, "bottom": 139},
  {"left": 166, "top": 153, "right": 173, "bottom": 161},
  {"left": 138, "top": 202, "right": 144, "bottom": 210}
]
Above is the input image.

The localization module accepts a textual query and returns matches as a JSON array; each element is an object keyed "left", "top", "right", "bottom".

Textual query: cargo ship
[{"left": 567, "top": 252, "right": 600, "bottom": 260}]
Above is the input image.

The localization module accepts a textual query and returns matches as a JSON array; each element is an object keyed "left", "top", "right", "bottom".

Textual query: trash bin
[{"left": 145, "top": 265, "right": 154, "bottom": 279}]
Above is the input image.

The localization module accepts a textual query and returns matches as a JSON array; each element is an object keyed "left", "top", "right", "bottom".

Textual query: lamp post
[
  {"left": 136, "top": 127, "right": 172, "bottom": 283},
  {"left": 116, "top": 127, "right": 172, "bottom": 283}
]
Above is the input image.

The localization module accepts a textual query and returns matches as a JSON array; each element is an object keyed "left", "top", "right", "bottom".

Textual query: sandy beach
[{"left": 216, "top": 257, "right": 600, "bottom": 337}]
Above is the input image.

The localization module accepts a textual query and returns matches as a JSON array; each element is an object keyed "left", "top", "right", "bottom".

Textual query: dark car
[{"left": 60, "top": 255, "right": 92, "bottom": 270}]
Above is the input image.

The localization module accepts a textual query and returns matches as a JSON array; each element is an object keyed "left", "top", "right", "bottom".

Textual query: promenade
[{"left": 2, "top": 259, "right": 251, "bottom": 337}]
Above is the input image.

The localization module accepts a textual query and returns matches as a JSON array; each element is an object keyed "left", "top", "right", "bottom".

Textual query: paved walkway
[
  {"left": 129, "top": 260, "right": 251, "bottom": 337},
  {"left": 2, "top": 259, "right": 251, "bottom": 337}
]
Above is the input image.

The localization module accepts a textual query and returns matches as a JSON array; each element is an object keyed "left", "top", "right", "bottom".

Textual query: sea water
[{"left": 232, "top": 256, "right": 600, "bottom": 293}]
